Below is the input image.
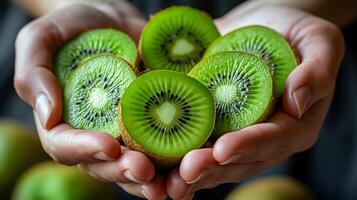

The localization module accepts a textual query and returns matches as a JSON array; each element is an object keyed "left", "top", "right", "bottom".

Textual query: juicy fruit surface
[
  {"left": 121, "top": 70, "right": 215, "bottom": 157},
  {"left": 12, "top": 162, "right": 116, "bottom": 200},
  {"left": 63, "top": 55, "right": 136, "bottom": 138},
  {"left": 225, "top": 176, "right": 314, "bottom": 200},
  {"left": 0, "top": 120, "right": 48, "bottom": 199},
  {"left": 190, "top": 52, "right": 273, "bottom": 136},
  {"left": 205, "top": 25, "right": 298, "bottom": 96},
  {"left": 140, "top": 6, "right": 220, "bottom": 73},
  {"left": 54, "top": 28, "right": 137, "bottom": 86}
]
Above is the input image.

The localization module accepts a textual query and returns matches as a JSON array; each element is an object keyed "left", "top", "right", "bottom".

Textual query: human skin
[{"left": 12, "top": 0, "right": 349, "bottom": 199}]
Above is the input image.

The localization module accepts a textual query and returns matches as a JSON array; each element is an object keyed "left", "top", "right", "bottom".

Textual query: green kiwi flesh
[
  {"left": 63, "top": 55, "right": 136, "bottom": 138},
  {"left": 140, "top": 6, "right": 220, "bottom": 73},
  {"left": 119, "top": 70, "right": 215, "bottom": 167},
  {"left": 204, "top": 25, "right": 298, "bottom": 97},
  {"left": 54, "top": 28, "right": 138, "bottom": 87},
  {"left": 189, "top": 52, "right": 274, "bottom": 136}
]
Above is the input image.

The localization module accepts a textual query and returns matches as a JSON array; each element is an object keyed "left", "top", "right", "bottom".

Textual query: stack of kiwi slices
[
  {"left": 54, "top": 6, "right": 298, "bottom": 168},
  {"left": 190, "top": 25, "right": 299, "bottom": 137},
  {"left": 54, "top": 28, "right": 138, "bottom": 138}
]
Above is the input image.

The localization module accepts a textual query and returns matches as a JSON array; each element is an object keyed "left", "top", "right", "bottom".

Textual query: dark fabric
[{"left": 1, "top": 0, "right": 357, "bottom": 200}]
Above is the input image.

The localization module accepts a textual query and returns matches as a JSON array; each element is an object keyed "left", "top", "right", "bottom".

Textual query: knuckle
[
  {"left": 16, "top": 20, "right": 44, "bottom": 48},
  {"left": 13, "top": 70, "right": 30, "bottom": 96}
]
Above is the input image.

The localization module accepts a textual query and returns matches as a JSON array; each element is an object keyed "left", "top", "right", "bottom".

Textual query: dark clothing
[{"left": 1, "top": 0, "right": 357, "bottom": 199}]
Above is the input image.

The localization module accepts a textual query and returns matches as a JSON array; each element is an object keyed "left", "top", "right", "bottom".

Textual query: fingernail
[
  {"left": 186, "top": 169, "right": 210, "bottom": 184},
  {"left": 123, "top": 170, "right": 143, "bottom": 183},
  {"left": 220, "top": 154, "right": 242, "bottom": 165},
  {"left": 293, "top": 86, "right": 311, "bottom": 119},
  {"left": 35, "top": 93, "right": 52, "bottom": 128},
  {"left": 93, "top": 152, "right": 115, "bottom": 161}
]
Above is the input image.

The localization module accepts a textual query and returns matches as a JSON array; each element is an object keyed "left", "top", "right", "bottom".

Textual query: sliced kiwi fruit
[
  {"left": 54, "top": 28, "right": 138, "bottom": 87},
  {"left": 204, "top": 25, "right": 299, "bottom": 97},
  {"left": 140, "top": 6, "right": 220, "bottom": 73},
  {"left": 63, "top": 54, "right": 136, "bottom": 138},
  {"left": 119, "top": 70, "right": 215, "bottom": 168},
  {"left": 189, "top": 51, "right": 274, "bottom": 137}
]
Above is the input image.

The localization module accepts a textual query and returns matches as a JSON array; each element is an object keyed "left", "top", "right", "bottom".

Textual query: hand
[
  {"left": 14, "top": 2, "right": 167, "bottom": 199},
  {"left": 166, "top": 4, "right": 345, "bottom": 199}
]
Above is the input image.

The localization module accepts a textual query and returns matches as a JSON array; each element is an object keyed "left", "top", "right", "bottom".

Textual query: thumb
[
  {"left": 283, "top": 23, "right": 344, "bottom": 118},
  {"left": 15, "top": 67, "right": 62, "bottom": 129}
]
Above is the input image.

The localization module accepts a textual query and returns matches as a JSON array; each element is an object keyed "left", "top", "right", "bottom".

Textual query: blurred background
[{"left": 0, "top": 0, "right": 356, "bottom": 200}]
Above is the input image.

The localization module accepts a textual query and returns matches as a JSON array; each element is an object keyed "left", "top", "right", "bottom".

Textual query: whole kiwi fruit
[
  {"left": 12, "top": 162, "right": 116, "bottom": 200},
  {"left": 0, "top": 119, "right": 48, "bottom": 199},
  {"left": 225, "top": 176, "right": 314, "bottom": 200}
]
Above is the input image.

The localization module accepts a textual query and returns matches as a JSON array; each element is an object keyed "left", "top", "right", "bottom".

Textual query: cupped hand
[
  {"left": 14, "top": 2, "right": 166, "bottom": 199},
  {"left": 166, "top": 4, "right": 345, "bottom": 199}
]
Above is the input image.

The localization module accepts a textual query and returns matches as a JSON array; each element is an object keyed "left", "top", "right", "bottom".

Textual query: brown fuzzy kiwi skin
[
  {"left": 118, "top": 104, "right": 181, "bottom": 169},
  {"left": 138, "top": 6, "right": 218, "bottom": 70}
]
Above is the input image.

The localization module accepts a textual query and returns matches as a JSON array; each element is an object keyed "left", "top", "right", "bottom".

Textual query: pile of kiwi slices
[{"left": 54, "top": 6, "right": 298, "bottom": 168}]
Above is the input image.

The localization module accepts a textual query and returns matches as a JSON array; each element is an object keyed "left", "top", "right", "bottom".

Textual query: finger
[
  {"left": 117, "top": 175, "right": 166, "bottom": 200},
  {"left": 78, "top": 149, "right": 155, "bottom": 184},
  {"left": 14, "top": 5, "right": 126, "bottom": 129},
  {"left": 179, "top": 148, "right": 218, "bottom": 184},
  {"left": 213, "top": 98, "right": 331, "bottom": 165},
  {"left": 167, "top": 169, "right": 191, "bottom": 200},
  {"left": 34, "top": 112, "right": 120, "bottom": 165},
  {"left": 283, "top": 18, "right": 345, "bottom": 118}
]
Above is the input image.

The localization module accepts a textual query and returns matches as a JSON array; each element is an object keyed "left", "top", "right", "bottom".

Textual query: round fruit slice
[
  {"left": 119, "top": 70, "right": 215, "bottom": 167},
  {"left": 140, "top": 6, "right": 220, "bottom": 73},
  {"left": 189, "top": 52, "right": 274, "bottom": 137},
  {"left": 54, "top": 28, "right": 138, "bottom": 86},
  {"left": 63, "top": 55, "right": 136, "bottom": 138},
  {"left": 204, "top": 25, "right": 299, "bottom": 97}
]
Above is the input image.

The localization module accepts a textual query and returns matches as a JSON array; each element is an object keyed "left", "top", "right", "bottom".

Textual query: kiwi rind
[
  {"left": 54, "top": 28, "right": 139, "bottom": 87},
  {"left": 139, "top": 6, "right": 220, "bottom": 73},
  {"left": 189, "top": 51, "right": 274, "bottom": 137},
  {"left": 204, "top": 25, "right": 298, "bottom": 97},
  {"left": 63, "top": 54, "right": 136, "bottom": 138},
  {"left": 119, "top": 70, "right": 215, "bottom": 168}
]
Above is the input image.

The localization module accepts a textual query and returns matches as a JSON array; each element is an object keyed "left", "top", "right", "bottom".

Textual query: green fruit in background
[
  {"left": 225, "top": 176, "right": 314, "bottom": 200},
  {"left": 12, "top": 162, "right": 117, "bottom": 200},
  {"left": 0, "top": 119, "right": 49, "bottom": 199}
]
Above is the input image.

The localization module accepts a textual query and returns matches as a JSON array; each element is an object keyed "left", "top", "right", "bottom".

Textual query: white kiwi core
[
  {"left": 215, "top": 85, "right": 237, "bottom": 104},
  {"left": 89, "top": 88, "right": 108, "bottom": 109},
  {"left": 156, "top": 101, "right": 177, "bottom": 124},
  {"left": 171, "top": 38, "right": 195, "bottom": 56}
]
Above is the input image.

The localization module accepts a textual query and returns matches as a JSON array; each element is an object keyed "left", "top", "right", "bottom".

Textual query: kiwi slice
[
  {"left": 54, "top": 28, "right": 138, "bottom": 86},
  {"left": 63, "top": 55, "right": 136, "bottom": 138},
  {"left": 189, "top": 52, "right": 274, "bottom": 136},
  {"left": 119, "top": 70, "right": 215, "bottom": 167},
  {"left": 204, "top": 25, "right": 299, "bottom": 97},
  {"left": 140, "top": 6, "right": 220, "bottom": 73}
]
